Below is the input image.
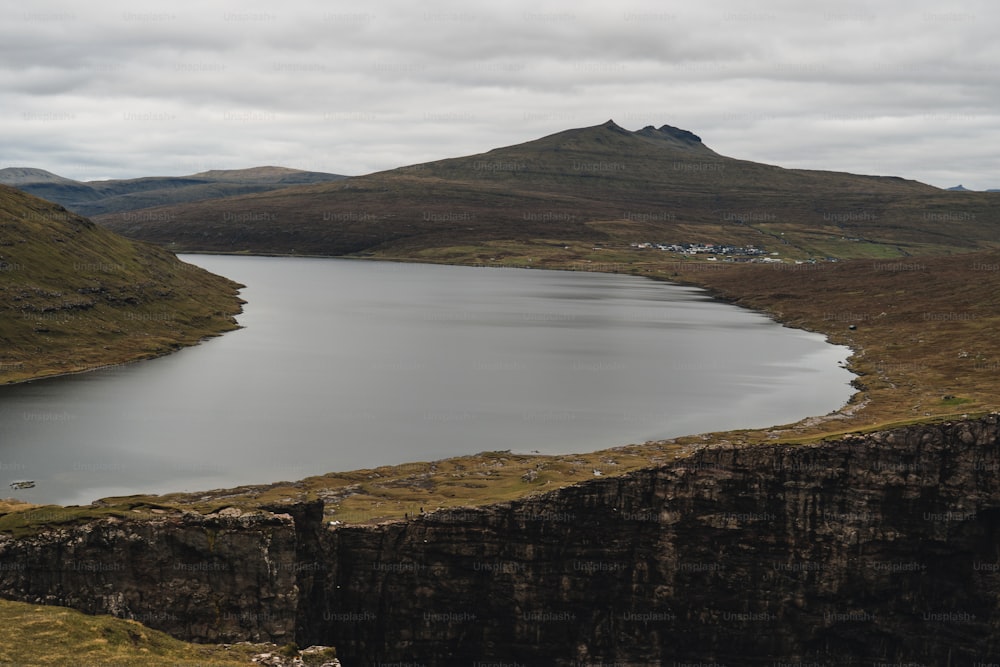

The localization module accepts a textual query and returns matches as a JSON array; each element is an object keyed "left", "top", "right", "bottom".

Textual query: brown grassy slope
[
  {"left": 0, "top": 185, "right": 244, "bottom": 384},
  {"left": 0, "top": 598, "right": 336, "bottom": 666},
  {"left": 94, "top": 120, "right": 1000, "bottom": 259}
]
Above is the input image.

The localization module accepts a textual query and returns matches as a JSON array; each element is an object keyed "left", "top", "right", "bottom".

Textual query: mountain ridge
[
  {"left": 0, "top": 166, "right": 348, "bottom": 217},
  {"left": 0, "top": 167, "right": 81, "bottom": 186},
  {"left": 93, "top": 120, "right": 997, "bottom": 260}
]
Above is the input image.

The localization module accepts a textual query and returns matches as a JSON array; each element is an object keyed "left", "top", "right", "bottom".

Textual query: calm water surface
[{"left": 0, "top": 256, "right": 855, "bottom": 505}]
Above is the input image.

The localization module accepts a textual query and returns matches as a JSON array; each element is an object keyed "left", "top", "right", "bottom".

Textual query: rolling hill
[
  {"left": 0, "top": 185, "right": 244, "bottom": 384},
  {"left": 0, "top": 166, "right": 346, "bottom": 218},
  {"left": 93, "top": 120, "right": 1000, "bottom": 261}
]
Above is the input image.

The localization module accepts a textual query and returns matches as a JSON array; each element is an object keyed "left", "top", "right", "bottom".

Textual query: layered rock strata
[{"left": 3, "top": 416, "right": 1000, "bottom": 665}]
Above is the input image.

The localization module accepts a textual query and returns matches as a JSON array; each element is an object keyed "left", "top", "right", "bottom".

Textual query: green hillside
[{"left": 0, "top": 185, "right": 243, "bottom": 384}]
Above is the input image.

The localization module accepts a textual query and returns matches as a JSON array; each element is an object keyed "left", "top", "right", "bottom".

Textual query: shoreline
[
  {"left": 10, "top": 243, "right": 1000, "bottom": 519},
  {"left": 0, "top": 251, "right": 871, "bottom": 514},
  {"left": 0, "top": 326, "right": 241, "bottom": 388}
]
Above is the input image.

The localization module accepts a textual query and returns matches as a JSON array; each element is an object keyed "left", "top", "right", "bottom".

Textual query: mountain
[
  {"left": 0, "top": 168, "right": 104, "bottom": 211},
  {"left": 93, "top": 120, "right": 1000, "bottom": 261},
  {"left": 0, "top": 185, "right": 243, "bottom": 384},
  {"left": 947, "top": 184, "right": 971, "bottom": 191},
  {"left": 0, "top": 167, "right": 81, "bottom": 186},
  {"left": 0, "top": 166, "right": 347, "bottom": 218}
]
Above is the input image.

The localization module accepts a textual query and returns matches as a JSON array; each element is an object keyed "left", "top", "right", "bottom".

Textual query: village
[{"left": 628, "top": 241, "right": 786, "bottom": 263}]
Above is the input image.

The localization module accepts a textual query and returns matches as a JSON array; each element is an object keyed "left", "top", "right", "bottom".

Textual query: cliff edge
[{"left": 3, "top": 416, "right": 1000, "bottom": 664}]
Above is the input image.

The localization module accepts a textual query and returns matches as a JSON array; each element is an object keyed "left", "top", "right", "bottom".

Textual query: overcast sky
[{"left": 3, "top": 0, "right": 998, "bottom": 189}]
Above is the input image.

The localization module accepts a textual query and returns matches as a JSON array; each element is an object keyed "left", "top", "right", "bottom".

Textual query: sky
[{"left": 3, "top": 0, "right": 998, "bottom": 189}]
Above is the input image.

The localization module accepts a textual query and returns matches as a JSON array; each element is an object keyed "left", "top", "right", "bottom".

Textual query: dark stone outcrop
[
  {"left": 4, "top": 416, "right": 1000, "bottom": 664},
  {"left": 317, "top": 416, "right": 1000, "bottom": 664},
  {"left": 636, "top": 123, "right": 704, "bottom": 145},
  {"left": 0, "top": 506, "right": 306, "bottom": 642}
]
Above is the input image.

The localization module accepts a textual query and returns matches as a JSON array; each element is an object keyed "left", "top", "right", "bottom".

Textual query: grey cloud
[{"left": 1, "top": 0, "right": 998, "bottom": 189}]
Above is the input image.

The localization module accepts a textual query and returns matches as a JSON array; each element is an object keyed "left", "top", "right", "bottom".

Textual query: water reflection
[{"left": 0, "top": 257, "right": 855, "bottom": 505}]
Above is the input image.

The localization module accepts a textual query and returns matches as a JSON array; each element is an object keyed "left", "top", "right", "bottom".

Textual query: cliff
[
  {"left": 3, "top": 416, "right": 1000, "bottom": 665},
  {"left": 0, "top": 504, "right": 314, "bottom": 643}
]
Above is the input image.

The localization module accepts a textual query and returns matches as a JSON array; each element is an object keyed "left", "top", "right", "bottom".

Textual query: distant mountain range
[
  {"left": 948, "top": 185, "right": 1000, "bottom": 192},
  {"left": 0, "top": 166, "right": 347, "bottom": 218},
  {"left": 86, "top": 120, "right": 1000, "bottom": 261}
]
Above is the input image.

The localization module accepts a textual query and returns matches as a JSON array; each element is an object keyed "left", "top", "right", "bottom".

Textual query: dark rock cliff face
[
  {"left": 4, "top": 416, "right": 1000, "bottom": 665},
  {"left": 318, "top": 416, "right": 1000, "bottom": 665},
  {"left": 0, "top": 506, "right": 308, "bottom": 643}
]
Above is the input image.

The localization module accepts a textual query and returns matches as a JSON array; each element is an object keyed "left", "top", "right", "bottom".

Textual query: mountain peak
[
  {"left": 587, "top": 120, "right": 708, "bottom": 150},
  {"left": 190, "top": 166, "right": 305, "bottom": 180},
  {"left": 636, "top": 124, "right": 703, "bottom": 145},
  {"left": 0, "top": 167, "right": 81, "bottom": 186},
  {"left": 660, "top": 124, "right": 702, "bottom": 143},
  {"left": 598, "top": 119, "right": 633, "bottom": 136}
]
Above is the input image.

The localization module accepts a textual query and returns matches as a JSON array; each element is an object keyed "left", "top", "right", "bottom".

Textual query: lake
[{"left": 0, "top": 256, "right": 855, "bottom": 505}]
